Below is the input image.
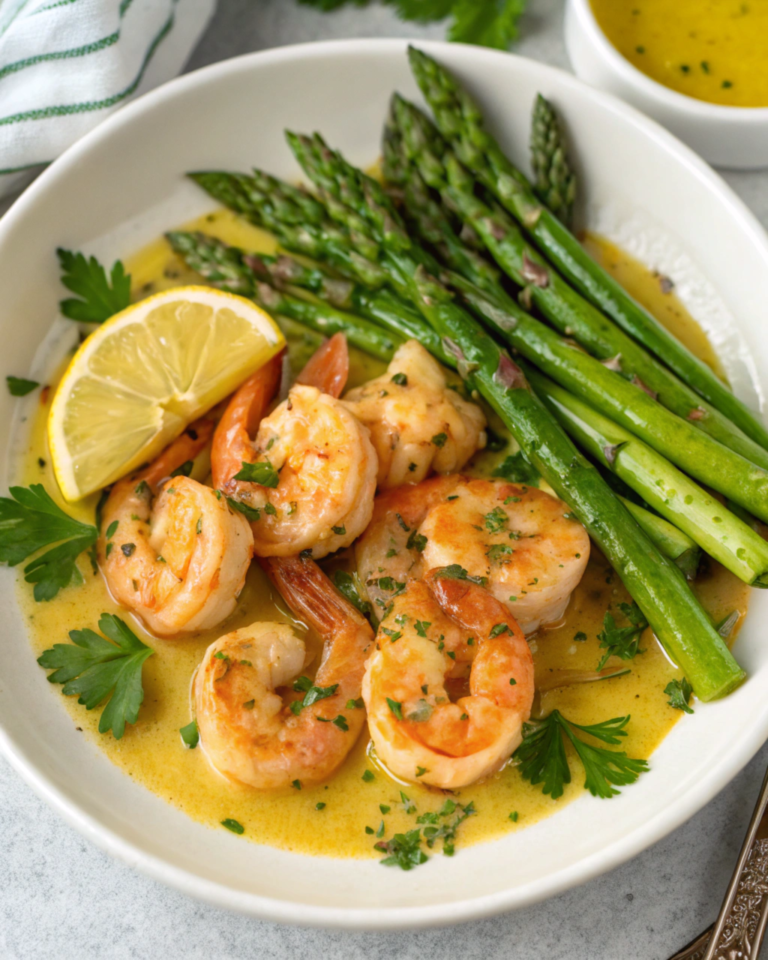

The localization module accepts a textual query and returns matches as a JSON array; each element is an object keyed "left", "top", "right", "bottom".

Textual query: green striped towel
[{"left": 0, "top": 0, "right": 215, "bottom": 198}]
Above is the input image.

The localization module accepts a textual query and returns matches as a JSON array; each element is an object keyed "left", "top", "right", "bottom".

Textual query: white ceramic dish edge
[{"left": 1, "top": 39, "right": 768, "bottom": 930}]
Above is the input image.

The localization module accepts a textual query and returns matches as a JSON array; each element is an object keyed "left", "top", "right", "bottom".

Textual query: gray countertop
[{"left": 3, "top": 1, "right": 768, "bottom": 957}]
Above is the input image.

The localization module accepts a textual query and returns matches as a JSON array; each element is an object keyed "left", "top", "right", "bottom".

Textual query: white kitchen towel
[{"left": 0, "top": 0, "right": 216, "bottom": 198}]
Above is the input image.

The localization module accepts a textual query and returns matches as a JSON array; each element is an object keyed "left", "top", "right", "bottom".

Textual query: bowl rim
[
  {"left": 3, "top": 36, "right": 768, "bottom": 930},
  {"left": 568, "top": 0, "right": 768, "bottom": 120}
]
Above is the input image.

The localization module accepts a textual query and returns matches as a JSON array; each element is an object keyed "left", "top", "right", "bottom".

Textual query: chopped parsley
[
  {"left": 436, "top": 564, "right": 487, "bottom": 586},
  {"left": 180, "top": 720, "right": 199, "bottom": 748},
  {"left": 290, "top": 676, "right": 339, "bottom": 715},
  {"left": 492, "top": 451, "right": 539, "bottom": 486},
  {"left": 386, "top": 697, "right": 404, "bottom": 720},
  {"left": 170, "top": 460, "right": 194, "bottom": 478},
  {"left": 596, "top": 602, "right": 648, "bottom": 670},
  {"left": 221, "top": 818, "right": 244, "bottom": 835},
  {"left": 226, "top": 497, "right": 261, "bottom": 522},
  {"left": 574, "top": 631, "right": 587, "bottom": 643},
  {"left": 484, "top": 507, "right": 508, "bottom": 533},
  {"left": 486, "top": 543, "right": 513, "bottom": 563},
  {"left": 665, "top": 677, "right": 694, "bottom": 714},
  {"left": 333, "top": 569, "right": 372, "bottom": 617},
  {"left": 515, "top": 710, "right": 648, "bottom": 800},
  {"left": 6, "top": 376, "right": 39, "bottom": 397},
  {"left": 406, "top": 529, "right": 427, "bottom": 552},
  {"left": 37, "top": 613, "right": 154, "bottom": 739},
  {"left": 375, "top": 829, "right": 427, "bottom": 870},
  {"left": 414, "top": 620, "right": 431, "bottom": 637},
  {"left": 431, "top": 432, "right": 448, "bottom": 448},
  {"left": 362, "top": 769, "right": 375, "bottom": 782},
  {"left": 391, "top": 372, "right": 408, "bottom": 386},
  {"left": 233, "top": 460, "right": 279, "bottom": 487},
  {"left": 332, "top": 524, "right": 346, "bottom": 535}
]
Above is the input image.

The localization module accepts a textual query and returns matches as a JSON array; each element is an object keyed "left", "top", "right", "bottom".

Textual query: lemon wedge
[{"left": 48, "top": 286, "right": 284, "bottom": 501}]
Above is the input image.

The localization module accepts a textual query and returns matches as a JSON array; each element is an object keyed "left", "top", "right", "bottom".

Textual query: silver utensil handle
[{"left": 670, "top": 764, "right": 768, "bottom": 960}]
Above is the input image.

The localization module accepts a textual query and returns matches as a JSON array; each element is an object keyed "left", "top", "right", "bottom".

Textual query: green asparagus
[
  {"left": 530, "top": 93, "right": 576, "bottom": 228},
  {"left": 389, "top": 94, "right": 768, "bottom": 472},
  {"left": 407, "top": 45, "right": 768, "bottom": 451},
  {"left": 286, "top": 126, "right": 744, "bottom": 701},
  {"left": 524, "top": 366, "right": 768, "bottom": 587}
]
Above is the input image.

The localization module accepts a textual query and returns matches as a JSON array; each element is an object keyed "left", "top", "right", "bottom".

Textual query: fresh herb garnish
[
  {"left": 515, "top": 710, "right": 648, "bottom": 799},
  {"left": 290, "top": 676, "right": 339, "bottom": 715},
  {"left": 226, "top": 497, "right": 261, "bottom": 522},
  {"left": 375, "top": 828, "right": 427, "bottom": 870},
  {"left": 492, "top": 451, "right": 539, "bottom": 486},
  {"left": 180, "top": 720, "right": 199, "bottom": 748},
  {"left": 57, "top": 248, "right": 131, "bottom": 323},
  {"left": 6, "top": 376, "right": 39, "bottom": 396},
  {"left": 414, "top": 619, "right": 431, "bottom": 637},
  {"left": 37, "top": 613, "right": 153, "bottom": 739},
  {"left": 333, "top": 569, "right": 372, "bottom": 617},
  {"left": 221, "top": 818, "right": 244, "bottom": 834},
  {"left": 362, "top": 769, "right": 375, "bottom": 782},
  {"left": 431, "top": 432, "right": 448, "bottom": 448},
  {"left": 484, "top": 507, "right": 508, "bottom": 533},
  {"left": 170, "top": 460, "right": 194, "bottom": 478},
  {"left": 665, "top": 677, "right": 694, "bottom": 714},
  {"left": 406, "top": 529, "right": 427, "bottom": 552},
  {"left": 332, "top": 524, "right": 346, "bottom": 535},
  {"left": 596, "top": 602, "right": 648, "bottom": 670},
  {"left": 436, "top": 564, "right": 487, "bottom": 586},
  {"left": 391, "top": 372, "right": 408, "bottom": 386},
  {"left": 233, "top": 460, "right": 280, "bottom": 487},
  {"left": 387, "top": 697, "right": 404, "bottom": 720},
  {"left": 486, "top": 543, "right": 513, "bottom": 563},
  {"left": 0, "top": 484, "right": 98, "bottom": 600}
]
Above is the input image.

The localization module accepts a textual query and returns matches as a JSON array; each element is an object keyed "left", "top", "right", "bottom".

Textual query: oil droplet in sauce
[{"left": 16, "top": 211, "right": 750, "bottom": 859}]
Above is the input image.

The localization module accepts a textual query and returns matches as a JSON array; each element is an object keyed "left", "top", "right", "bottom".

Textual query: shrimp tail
[
  {"left": 139, "top": 417, "right": 215, "bottom": 493},
  {"left": 295, "top": 332, "right": 349, "bottom": 398},
  {"left": 427, "top": 567, "right": 525, "bottom": 640},
  {"left": 260, "top": 555, "right": 371, "bottom": 638},
  {"left": 211, "top": 349, "right": 285, "bottom": 491}
]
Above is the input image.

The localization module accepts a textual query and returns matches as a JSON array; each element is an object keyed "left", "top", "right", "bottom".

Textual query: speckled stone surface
[{"left": 2, "top": 1, "right": 768, "bottom": 957}]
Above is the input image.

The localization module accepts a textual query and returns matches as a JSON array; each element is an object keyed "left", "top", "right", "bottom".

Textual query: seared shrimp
[
  {"left": 212, "top": 334, "right": 377, "bottom": 559},
  {"left": 99, "top": 419, "right": 254, "bottom": 637},
  {"left": 363, "top": 571, "right": 534, "bottom": 789},
  {"left": 342, "top": 340, "right": 486, "bottom": 489},
  {"left": 194, "top": 555, "right": 374, "bottom": 789},
  {"left": 356, "top": 476, "right": 590, "bottom": 634}
]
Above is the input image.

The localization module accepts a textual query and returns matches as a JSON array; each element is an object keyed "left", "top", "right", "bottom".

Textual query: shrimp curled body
[
  {"left": 99, "top": 421, "right": 253, "bottom": 638},
  {"left": 195, "top": 556, "right": 374, "bottom": 789},
  {"left": 362, "top": 571, "right": 534, "bottom": 789},
  {"left": 357, "top": 475, "right": 590, "bottom": 635},
  {"left": 212, "top": 336, "right": 377, "bottom": 559},
  {"left": 342, "top": 340, "right": 486, "bottom": 489}
]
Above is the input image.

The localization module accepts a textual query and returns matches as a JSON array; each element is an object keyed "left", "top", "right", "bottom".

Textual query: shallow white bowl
[
  {"left": 565, "top": 0, "right": 768, "bottom": 169},
  {"left": 2, "top": 38, "right": 768, "bottom": 931}
]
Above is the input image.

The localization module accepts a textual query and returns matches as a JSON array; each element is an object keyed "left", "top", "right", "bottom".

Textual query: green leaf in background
[{"left": 296, "top": 0, "right": 528, "bottom": 49}]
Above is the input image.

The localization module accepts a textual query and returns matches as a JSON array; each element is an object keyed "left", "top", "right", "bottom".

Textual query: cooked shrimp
[
  {"left": 99, "top": 419, "right": 254, "bottom": 638},
  {"left": 363, "top": 570, "right": 534, "bottom": 789},
  {"left": 194, "top": 555, "right": 374, "bottom": 789},
  {"left": 342, "top": 339, "right": 486, "bottom": 488},
  {"left": 211, "top": 334, "right": 377, "bottom": 559},
  {"left": 356, "top": 475, "right": 590, "bottom": 634}
]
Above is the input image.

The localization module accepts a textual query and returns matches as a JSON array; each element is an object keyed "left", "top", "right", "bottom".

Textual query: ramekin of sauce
[{"left": 565, "top": 0, "right": 768, "bottom": 169}]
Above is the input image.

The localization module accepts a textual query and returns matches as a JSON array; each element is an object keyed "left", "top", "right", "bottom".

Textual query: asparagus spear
[
  {"left": 188, "top": 171, "right": 389, "bottom": 289},
  {"left": 530, "top": 94, "right": 576, "bottom": 228},
  {"left": 524, "top": 366, "right": 768, "bottom": 587},
  {"left": 389, "top": 94, "right": 768, "bottom": 472},
  {"left": 165, "top": 231, "right": 399, "bottom": 362},
  {"left": 285, "top": 127, "right": 744, "bottom": 701},
  {"left": 617, "top": 497, "right": 700, "bottom": 581},
  {"left": 450, "top": 270, "right": 768, "bottom": 525},
  {"left": 407, "top": 46, "right": 768, "bottom": 451}
]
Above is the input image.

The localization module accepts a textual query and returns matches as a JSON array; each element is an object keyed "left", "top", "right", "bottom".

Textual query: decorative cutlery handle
[{"left": 670, "top": 765, "right": 768, "bottom": 960}]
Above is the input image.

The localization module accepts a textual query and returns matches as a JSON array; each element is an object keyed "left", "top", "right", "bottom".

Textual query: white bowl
[
  {"left": 565, "top": 0, "right": 768, "bottom": 169},
  {"left": 2, "top": 38, "right": 768, "bottom": 931}
]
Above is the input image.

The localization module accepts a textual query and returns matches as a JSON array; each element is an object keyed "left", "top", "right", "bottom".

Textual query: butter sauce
[{"left": 16, "top": 212, "right": 749, "bottom": 859}]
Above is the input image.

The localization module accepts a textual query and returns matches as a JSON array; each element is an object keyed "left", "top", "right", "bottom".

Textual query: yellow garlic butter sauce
[
  {"left": 590, "top": 0, "right": 768, "bottom": 107},
  {"left": 17, "top": 212, "right": 749, "bottom": 858}
]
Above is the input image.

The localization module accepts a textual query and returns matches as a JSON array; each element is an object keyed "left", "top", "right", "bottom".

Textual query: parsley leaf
[
  {"left": 333, "top": 569, "right": 372, "bottom": 617},
  {"left": 0, "top": 484, "right": 98, "bottom": 601},
  {"left": 515, "top": 710, "right": 648, "bottom": 800},
  {"left": 448, "top": 0, "right": 527, "bottom": 49},
  {"left": 180, "top": 720, "right": 199, "bottom": 748},
  {"left": 375, "top": 828, "right": 428, "bottom": 870},
  {"left": 37, "top": 613, "right": 153, "bottom": 739},
  {"left": 290, "top": 676, "right": 339, "bottom": 715},
  {"left": 221, "top": 818, "right": 245, "bottom": 835},
  {"left": 233, "top": 460, "right": 280, "bottom": 487},
  {"left": 57, "top": 248, "right": 131, "bottom": 323},
  {"left": 492, "top": 451, "right": 539, "bottom": 486},
  {"left": 436, "top": 563, "right": 488, "bottom": 586},
  {"left": 596, "top": 602, "right": 648, "bottom": 670},
  {"left": 406, "top": 529, "right": 427, "bottom": 552},
  {"left": 6, "top": 376, "right": 39, "bottom": 397},
  {"left": 226, "top": 497, "right": 261, "bottom": 522},
  {"left": 665, "top": 677, "right": 694, "bottom": 714}
]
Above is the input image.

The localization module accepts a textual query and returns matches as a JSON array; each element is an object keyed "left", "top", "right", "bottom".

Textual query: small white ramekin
[{"left": 565, "top": 0, "right": 768, "bottom": 169}]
